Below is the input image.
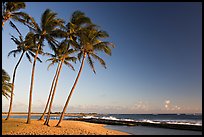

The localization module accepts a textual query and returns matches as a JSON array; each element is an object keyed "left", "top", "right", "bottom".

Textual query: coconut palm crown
[
  {"left": 75, "top": 24, "right": 115, "bottom": 73},
  {"left": 2, "top": 2, "right": 31, "bottom": 35}
]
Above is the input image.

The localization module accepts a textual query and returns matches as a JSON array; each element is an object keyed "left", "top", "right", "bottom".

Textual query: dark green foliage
[{"left": 2, "top": 69, "right": 12, "bottom": 99}]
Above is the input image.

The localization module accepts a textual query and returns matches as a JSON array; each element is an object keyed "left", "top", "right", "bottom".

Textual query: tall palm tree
[
  {"left": 56, "top": 24, "right": 115, "bottom": 127},
  {"left": 2, "top": 2, "right": 30, "bottom": 35},
  {"left": 2, "top": 69, "right": 12, "bottom": 99},
  {"left": 44, "top": 40, "right": 76, "bottom": 126},
  {"left": 25, "top": 9, "right": 65, "bottom": 124},
  {"left": 5, "top": 32, "right": 42, "bottom": 120},
  {"left": 38, "top": 10, "right": 91, "bottom": 122}
]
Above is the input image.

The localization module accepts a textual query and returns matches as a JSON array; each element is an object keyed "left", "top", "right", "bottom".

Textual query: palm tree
[
  {"left": 43, "top": 40, "right": 76, "bottom": 126},
  {"left": 5, "top": 32, "right": 42, "bottom": 120},
  {"left": 2, "top": 69, "right": 12, "bottom": 99},
  {"left": 56, "top": 23, "right": 115, "bottom": 127},
  {"left": 2, "top": 2, "right": 30, "bottom": 35},
  {"left": 25, "top": 9, "right": 65, "bottom": 124},
  {"left": 38, "top": 10, "right": 91, "bottom": 122}
]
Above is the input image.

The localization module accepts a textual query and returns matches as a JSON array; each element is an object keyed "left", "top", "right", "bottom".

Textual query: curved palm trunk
[
  {"left": 44, "top": 60, "right": 64, "bottom": 126},
  {"left": 56, "top": 53, "right": 86, "bottom": 127},
  {"left": 26, "top": 46, "right": 39, "bottom": 124},
  {"left": 6, "top": 51, "right": 25, "bottom": 120},
  {"left": 38, "top": 63, "right": 61, "bottom": 121}
]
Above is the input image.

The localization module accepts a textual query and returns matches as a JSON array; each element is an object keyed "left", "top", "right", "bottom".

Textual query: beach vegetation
[
  {"left": 2, "top": 69, "right": 12, "bottom": 99},
  {"left": 2, "top": 2, "right": 30, "bottom": 35}
]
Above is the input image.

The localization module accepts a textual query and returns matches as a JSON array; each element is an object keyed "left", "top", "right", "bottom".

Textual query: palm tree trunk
[
  {"left": 6, "top": 51, "right": 25, "bottom": 120},
  {"left": 56, "top": 53, "right": 86, "bottom": 127},
  {"left": 44, "top": 60, "right": 64, "bottom": 126},
  {"left": 38, "top": 62, "right": 61, "bottom": 121},
  {"left": 26, "top": 47, "right": 39, "bottom": 124}
]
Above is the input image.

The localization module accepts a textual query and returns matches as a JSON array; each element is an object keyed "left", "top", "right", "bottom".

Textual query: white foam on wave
[
  {"left": 81, "top": 116, "right": 202, "bottom": 126},
  {"left": 165, "top": 121, "right": 202, "bottom": 126},
  {"left": 82, "top": 115, "right": 135, "bottom": 122},
  {"left": 82, "top": 115, "right": 98, "bottom": 119},
  {"left": 121, "top": 118, "right": 135, "bottom": 122},
  {"left": 101, "top": 116, "right": 120, "bottom": 121},
  {"left": 140, "top": 119, "right": 161, "bottom": 124}
]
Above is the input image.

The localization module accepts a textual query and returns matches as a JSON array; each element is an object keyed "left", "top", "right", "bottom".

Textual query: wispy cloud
[{"left": 130, "top": 101, "right": 149, "bottom": 112}]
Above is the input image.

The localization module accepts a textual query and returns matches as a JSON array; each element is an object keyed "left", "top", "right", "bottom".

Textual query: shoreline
[
  {"left": 2, "top": 118, "right": 129, "bottom": 135},
  {"left": 2, "top": 112, "right": 98, "bottom": 117}
]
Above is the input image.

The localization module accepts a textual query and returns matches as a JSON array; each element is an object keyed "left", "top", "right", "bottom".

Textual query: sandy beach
[{"left": 2, "top": 118, "right": 129, "bottom": 135}]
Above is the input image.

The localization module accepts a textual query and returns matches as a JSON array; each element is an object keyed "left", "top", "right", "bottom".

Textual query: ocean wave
[{"left": 82, "top": 115, "right": 202, "bottom": 126}]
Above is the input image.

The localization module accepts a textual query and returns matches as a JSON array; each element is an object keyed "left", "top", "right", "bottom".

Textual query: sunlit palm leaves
[
  {"left": 8, "top": 32, "right": 42, "bottom": 63},
  {"left": 25, "top": 9, "right": 65, "bottom": 51},
  {"left": 46, "top": 40, "right": 77, "bottom": 70},
  {"left": 2, "top": 69, "right": 12, "bottom": 99},
  {"left": 74, "top": 25, "right": 115, "bottom": 73},
  {"left": 2, "top": 2, "right": 31, "bottom": 35}
]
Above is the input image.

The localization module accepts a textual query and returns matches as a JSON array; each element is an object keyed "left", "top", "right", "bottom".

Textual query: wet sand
[{"left": 2, "top": 118, "right": 129, "bottom": 135}]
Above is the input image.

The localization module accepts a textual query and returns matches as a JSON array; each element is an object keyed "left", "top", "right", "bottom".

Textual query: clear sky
[{"left": 2, "top": 2, "right": 202, "bottom": 114}]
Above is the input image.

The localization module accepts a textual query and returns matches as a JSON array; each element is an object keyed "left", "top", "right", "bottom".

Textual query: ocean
[{"left": 2, "top": 113, "right": 202, "bottom": 135}]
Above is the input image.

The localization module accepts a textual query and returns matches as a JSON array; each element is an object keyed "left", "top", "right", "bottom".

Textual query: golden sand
[{"left": 2, "top": 118, "right": 129, "bottom": 135}]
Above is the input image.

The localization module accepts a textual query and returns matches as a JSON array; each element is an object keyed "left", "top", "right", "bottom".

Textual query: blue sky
[{"left": 2, "top": 2, "right": 202, "bottom": 114}]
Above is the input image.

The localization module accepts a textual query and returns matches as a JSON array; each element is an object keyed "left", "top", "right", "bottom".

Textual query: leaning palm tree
[
  {"left": 43, "top": 40, "right": 76, "bottom": 126},
  {"left": 56, "top": 24, "right": 115, "bottom": 127},
  {"left": 25, "top": 9, "right": 65, "bottom": 124},
  {"left": 2, "top": 69, "right": 12, "bottom": 99},
  {"left": 2, "top": 2, "right": 30, "bottom": 35},
  {"left": 38, "top": 10, "right": 91, "bottom": 122},
  {"left": 5, "top": 32, "right": 42, "bottom": 120}
]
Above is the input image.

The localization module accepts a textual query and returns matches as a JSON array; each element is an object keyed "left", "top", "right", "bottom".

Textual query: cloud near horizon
[
  {"left": 2, "top": 100, "right": 201, "bottom": 114},
  {"left": 164, "top": 99, "right": 181, "bottom": 111}
]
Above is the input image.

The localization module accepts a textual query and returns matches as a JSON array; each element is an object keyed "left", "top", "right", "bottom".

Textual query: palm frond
[
  {"left": 70, "top": 10, "right": 92, "bottom": 26},
  {"left": 11, "top": 12, "right": 31, "bottom": 29},
  {"left": 69, "top": 39, "right": 80, "bottom": 49},
  {"left": 87, "top": 54, "right": 96, "bottom": 74},
  {"left": 25, "top": 15, "right": 40, "bottom": 33},
  {"left": 9, "top": 21, "right": 22, "bottom": 35},
  {"left": 65, "top": 56, "right": 77, "bottom": 63},
  {"left": 64, "top": 60, "right": 75, "bottom": 71},
  {"left": 28, "top": 51, "right": 42, "bottom": 63},
  {"left": 10, "top": 34, "right": 21, "bottom": 45},
  {"left": 47, "top": 61, "right": 55, "bottom": 70},
  {"left": 6, "top": 2, "right": 25, "bottom": 12},
  {"left": 77, "top": 51, "right": 83, "bottom": 62},
  {"left": 25, "top": 52, "right": 32, "bottom": 63},
  {"left": 2, "top": 89, "right": 11, "bottom": 99},
  {"left": 91, "top": 53, "right": 106, "bottom": 69},
  {"left": 2, "top": 68, "right": 12, "bottom": 99},
  {"left": 7, "top": 49, "right": 21, "bottom": 58},
  {"left": 2, "top": 69, "right": 11, "bottom": 82},
  {"left": 50, "top": 29, "right": 66, "bottom": 38}
]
